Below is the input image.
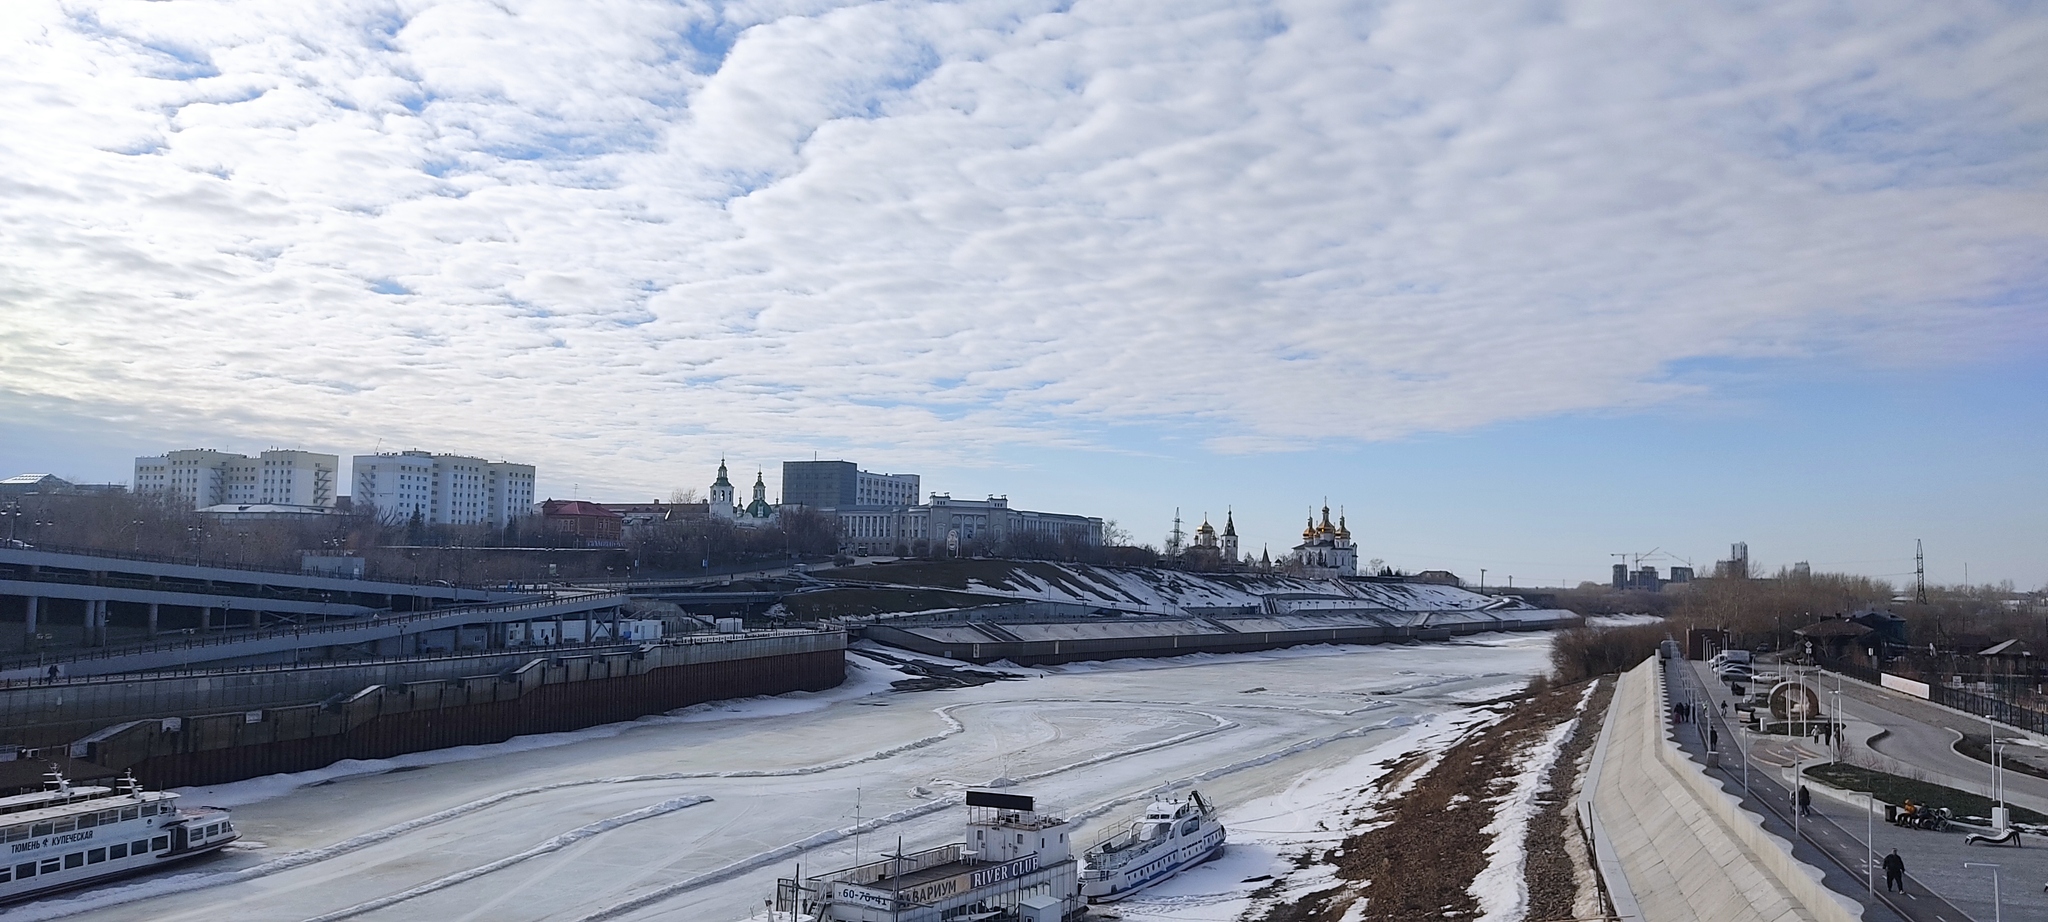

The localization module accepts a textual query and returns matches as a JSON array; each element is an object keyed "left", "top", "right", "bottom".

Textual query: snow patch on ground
[{"left": 1469, "top": 682, "right": 1597, "bottom": 922}]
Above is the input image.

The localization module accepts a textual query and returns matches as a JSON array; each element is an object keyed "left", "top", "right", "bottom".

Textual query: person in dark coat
[
  {"left": 1796, "top": 785, "right": 1812, "bottom": 817},
  {"left": 1883, "top": 849, "right": 1906, "bottom": 892}
]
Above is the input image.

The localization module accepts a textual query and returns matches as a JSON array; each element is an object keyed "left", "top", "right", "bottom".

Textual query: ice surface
[{"left": 23, "top": 633, "right": 1555, "bottom": 922}]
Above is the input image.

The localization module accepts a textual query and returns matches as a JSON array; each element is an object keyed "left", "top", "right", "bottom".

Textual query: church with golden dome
[
  {"left": 1294, "top": 504, "right": 1357, "bottom": 577},
  {"left": 1187, "top": 509, "right": 1241, "bottom": 563}
]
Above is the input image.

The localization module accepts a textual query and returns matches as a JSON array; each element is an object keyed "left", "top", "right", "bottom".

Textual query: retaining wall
[
  {"left": 19, "top": 631, "right": 846, "bottom": 789},
  {"left": 863, "top": 613, "right": 1571, "bottom": 665},
  {"left": 1585, "top": 658, "right": 1859, "bottom": 922}
]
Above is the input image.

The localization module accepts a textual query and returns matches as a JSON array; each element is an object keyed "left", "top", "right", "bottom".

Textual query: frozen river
[{"left": 20, "top": 633, "right": 1552, "bottom": 922}]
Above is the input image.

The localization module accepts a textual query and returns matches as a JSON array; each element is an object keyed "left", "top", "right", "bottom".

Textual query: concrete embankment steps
[{"left": 1583, "top": 658, "right": 1861, "bottom": 922}]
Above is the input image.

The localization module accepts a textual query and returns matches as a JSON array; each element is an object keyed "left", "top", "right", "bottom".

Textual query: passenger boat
[
  {"left": 1079, "top": 790, "right": 1225, "bottom": 903},
  {"left": 1, "top": 770, "right": 239, "bottom": 904}
]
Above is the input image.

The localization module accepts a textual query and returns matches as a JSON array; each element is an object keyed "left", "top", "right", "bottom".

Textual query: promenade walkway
[
  {"left": 1586, "top": 657, "right": 1861, "bottom": 922},
  {"left": 1684, "top": 658, "right": 2048, "bottom": 921}
]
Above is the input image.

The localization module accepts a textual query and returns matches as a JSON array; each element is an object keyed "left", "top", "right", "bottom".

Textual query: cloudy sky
[{"left": 3, "top": 0, "right": 2044, "bottom": 586}]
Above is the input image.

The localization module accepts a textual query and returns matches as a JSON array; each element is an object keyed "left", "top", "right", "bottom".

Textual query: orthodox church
[
  {"left": 1293, "top": 504, "right": 1357, "bottom": 577},
  {"left": 708, "top": 460, "right": 778, "bottom": 524},
  {"left": 1187, "top": 510, "right": 1241, "bottom": 564}
]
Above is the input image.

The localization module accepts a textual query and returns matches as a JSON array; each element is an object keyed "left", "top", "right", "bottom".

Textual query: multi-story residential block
[
  {"left": 351, "top": 450, "right": 535, "bottom": 527},
  {"left": 133, "top": 449, "right": 339, "bottom": 510},
  {"left": 352, "top": 451, "right": 530, "bottom": 527}
]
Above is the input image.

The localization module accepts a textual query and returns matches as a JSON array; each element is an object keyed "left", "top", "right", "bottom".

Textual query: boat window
[
  {"left": 39, "top": 858, "right": 59, "bottom": 874},
  {"left": 0, "top": 866, "right": 10, "bottom": 883},
  {"left": 15, "top": 861, "right": 34, "bottom": 879},
  {"left": 152, "top": 836, "right": 169, "bottom": 851},
  {"left": 64, "top": 852, "right": 84, "bottom": 869},
  {"left": 223, "top": 821, "right": 234, "bottom": 832},
  {"left": 143, "top": 803, "right": 159, "bottom": 816},
  {"left": 31, "top": 823, "right": 52, "bottom": 837},
  {"left": 121, "top": 806, "right": 140, "bottom": 821},
  {"left": 206, "top": 823, "right": 221, "bottom": 837},
  {"left": 132, "top": 839, "right": 149, "bottom": 854},
  {"left": 110, "top": 843, "right": 128, "bottom": 859},
  {"left": 3, "top": 825, "right": 26, "bottom": 842},
  {"left": 78, "top": 813, "right": 97, "bottom": 829},
  {"left": 53, "top": 819, "right": 75, "bottom": 833},
  {"left": 104, "top": 809, "right": 122, "bottom": 823},
  {"left": 87, "top": 847, "right": 106, "bottom": 864}
]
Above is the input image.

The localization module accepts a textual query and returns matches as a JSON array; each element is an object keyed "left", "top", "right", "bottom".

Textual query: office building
[{"left": 781, "top": 460, "right": 920, "bottom": 510}]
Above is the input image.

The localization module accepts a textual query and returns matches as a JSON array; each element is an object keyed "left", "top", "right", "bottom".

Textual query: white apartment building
[
  {"left": 133, "top": 449, "right": 339, "bottom": 510},
  {"left": 351, "top": 450, "right": 536, "bottom": 527}
]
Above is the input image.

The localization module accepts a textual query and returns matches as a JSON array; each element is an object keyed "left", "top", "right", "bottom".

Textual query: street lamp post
[
  {"left": 1866, "top": 791, "right": 1875, "bottom": 900},
  {"left": 1963, "top": 862, "right": 2003, "bottom": 922}
]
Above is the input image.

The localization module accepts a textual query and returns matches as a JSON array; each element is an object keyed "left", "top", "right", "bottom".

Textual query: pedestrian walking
[
  {"left": 1710, "top": 728, "right": 1719, "bottom": 751},
  {"left": 1883, "top": 849, "right": 1906, "bottom": 892},
  {"left": 1797, "top": 785, "right": 1812, "bottom": 817},
  {"left": 1721, "top": 700, "right": 1729, "bottom": 717}
]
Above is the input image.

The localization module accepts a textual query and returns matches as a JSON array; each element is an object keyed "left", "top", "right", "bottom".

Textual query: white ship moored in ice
[
  {"left": 1079, "top": 790, "right": 1225, "bottom": 903},
  {"left": 0, "top": 771, "right": 239, "bottom": 904}
]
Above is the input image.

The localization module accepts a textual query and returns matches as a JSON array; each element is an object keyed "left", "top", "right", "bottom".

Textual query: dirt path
[{"left": 1247, "top": 676, "right": 1614, "bottom": 922}]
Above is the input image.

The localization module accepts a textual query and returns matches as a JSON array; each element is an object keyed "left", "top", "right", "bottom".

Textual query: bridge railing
[
  {"left": 3, "top": 542, "right": 500, "bottom": 593},
  {"left": 0, "top": 591, "right": 624, "bottom": 673},
  {"left": 0, "top": 626, "right": 830, "bottom": 692}
]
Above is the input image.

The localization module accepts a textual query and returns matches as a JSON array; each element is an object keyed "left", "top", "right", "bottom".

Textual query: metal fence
[
  {"left": 1828, "top": 660, "right": 2048, "bottom": 736},
  {"left": 1930, "top": 684, "right": 2048, "bottom": 736}
]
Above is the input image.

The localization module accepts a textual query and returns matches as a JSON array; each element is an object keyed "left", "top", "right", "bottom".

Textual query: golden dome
[{"left": 1302, "top": 516, "right": 1318, "bottom": 540}]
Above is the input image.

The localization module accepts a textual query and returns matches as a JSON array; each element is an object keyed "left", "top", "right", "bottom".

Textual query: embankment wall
[
  {"left": 864, "top": 615, "right": 1569, "bottom": 666},
  {"left": 21, "top": 631, "right": 845, "bottom": 789}
]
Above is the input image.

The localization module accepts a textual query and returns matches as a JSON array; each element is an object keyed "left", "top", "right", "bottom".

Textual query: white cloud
[{"left": 0, "top": 0, "right": 2042, "bottom": 492}]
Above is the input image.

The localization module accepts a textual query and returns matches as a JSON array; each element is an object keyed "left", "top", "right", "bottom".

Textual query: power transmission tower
[
  {"left": 1166, "top": 508, "right": 1185, "bottom": 558},
  {"left": 1914, "top": 539, "right": 1928, "bottom": 604}
]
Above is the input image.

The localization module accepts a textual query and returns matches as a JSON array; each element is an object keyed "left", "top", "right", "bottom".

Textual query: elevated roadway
[{"left": 0, "top": 590, "right": 625, "bottom": 680}]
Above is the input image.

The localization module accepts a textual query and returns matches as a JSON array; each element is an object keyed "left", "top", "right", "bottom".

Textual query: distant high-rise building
[
  {"left": 1713, "top": 541, "right": 1751, "bottom": 579},
  {"left": 1668, "top": 566, "right": 1694, "bottom": 584},
  {"left": 134, "top": 448, "right": 338, "bottom": 510},
  {"left": 351, "top": 450, "right": 534, "bottom": 527},
  {"left": 1612, "top": 563, "right": 1629, "bottom": 590}
]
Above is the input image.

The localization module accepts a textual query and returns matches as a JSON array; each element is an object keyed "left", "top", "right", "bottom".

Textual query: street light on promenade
[{"left": 1963, "top": 862, "right": 2003, "bottom": 922}]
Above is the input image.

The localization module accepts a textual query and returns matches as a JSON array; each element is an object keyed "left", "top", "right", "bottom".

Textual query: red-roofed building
[{"left": 541, "top": 499, "right": 623, "bottom": 547}]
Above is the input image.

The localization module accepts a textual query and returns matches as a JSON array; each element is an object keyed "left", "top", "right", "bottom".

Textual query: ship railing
[{"left": 809, "top": 843, "right": 962, "bottom": 889}]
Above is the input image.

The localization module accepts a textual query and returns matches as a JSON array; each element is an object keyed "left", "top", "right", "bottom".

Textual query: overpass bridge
[
  {"left": 0, "top": 545, "right": 528, "bottom": 654},
  {"left": 0, "top": 590, "right": 627, "bottom": 679}
]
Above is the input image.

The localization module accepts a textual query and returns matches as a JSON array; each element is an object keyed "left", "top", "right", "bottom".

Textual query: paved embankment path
[{"left": 1587, "top": 658, "right": 1861, "bottom": 922}]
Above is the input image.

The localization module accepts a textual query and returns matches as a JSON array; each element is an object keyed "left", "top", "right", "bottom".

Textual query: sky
[{"left": 2, "top": 0, "right": 2044, "bottom": 588}]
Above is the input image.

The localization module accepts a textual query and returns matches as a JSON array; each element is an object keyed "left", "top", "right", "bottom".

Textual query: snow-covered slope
[{"left": 826, "top": 561, "right": 1528, "bottom": 616}]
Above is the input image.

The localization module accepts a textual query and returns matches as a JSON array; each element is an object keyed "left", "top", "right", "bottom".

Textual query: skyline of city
[{"left": 2, "top": 1, "right": 2043, "bottom": 587}]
